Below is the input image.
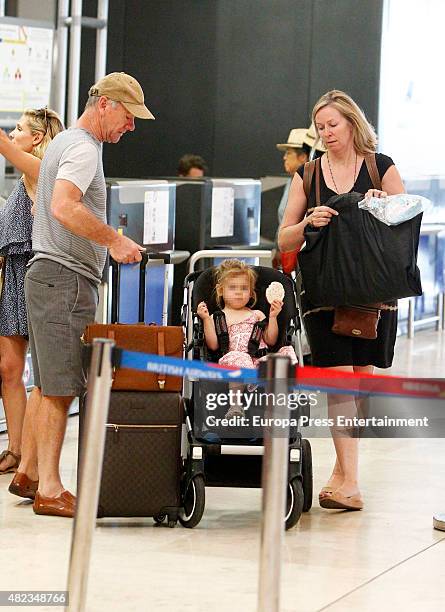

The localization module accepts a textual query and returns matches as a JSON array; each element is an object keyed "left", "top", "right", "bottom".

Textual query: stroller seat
[
  {"left": 191, "top": 265, "right": 299, "bottom": 362},
  {"left": 179, "top": 264, "right": 312, "bottom": 531}
]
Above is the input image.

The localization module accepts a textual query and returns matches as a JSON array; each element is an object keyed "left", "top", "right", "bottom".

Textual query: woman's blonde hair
[
  {"left": 215, "top": 259, "right": 257, "bottom": 308},
  {"left": 23, "top": 107, "right": 64, "bottom": 159},
  {"left": 312, "top": 90, "right": 377, "bottom": 155}
]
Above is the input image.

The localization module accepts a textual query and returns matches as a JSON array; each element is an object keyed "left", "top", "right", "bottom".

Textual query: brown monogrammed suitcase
[
  {"left": 83, "top": 254, "right": 184, "bottom": 391},
  {"left": 83, "top": 323, "right": 184, "bottom": 391},
  {"left": 79, "top": 391, "right": 183, "bottom": 523}
]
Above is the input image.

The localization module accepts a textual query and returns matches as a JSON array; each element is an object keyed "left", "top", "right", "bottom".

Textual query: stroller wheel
[
  {"left": 285, "top": 479, "right": 304, "bottom": 530},
  {"left": 301, "top": 439, "right": 313, "bottom": 512},
  {"left": 179, "top": 474, "right": 205, "bottom": 529},
  {"left": 153, "top": 514, "right": 166, "bottom": 524}
]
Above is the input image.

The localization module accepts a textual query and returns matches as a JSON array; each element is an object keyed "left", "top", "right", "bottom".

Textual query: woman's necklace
[{"left": 326, "top": 151, "right": 358, "bottom": 194}]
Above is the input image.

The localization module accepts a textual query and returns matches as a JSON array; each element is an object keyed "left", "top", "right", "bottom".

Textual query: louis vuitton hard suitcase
[{"left": 79, "top": 391, "right": 183, "bottom": 522}]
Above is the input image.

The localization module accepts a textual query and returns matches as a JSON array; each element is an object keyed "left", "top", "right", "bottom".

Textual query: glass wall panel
[{"left": 380, "top": 1, "right": 445, "bottom": 331}]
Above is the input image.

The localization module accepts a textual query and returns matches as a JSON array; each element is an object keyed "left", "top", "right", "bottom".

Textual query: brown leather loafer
[
  {"left": 8, "top": 472, "right": 39, "bottom": 500},
  {"left": 33, "top": 490, "right": 76, "bottom": 518}
]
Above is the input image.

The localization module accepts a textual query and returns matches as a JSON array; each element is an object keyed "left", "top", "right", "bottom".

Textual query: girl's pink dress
[{"left": 218, "top": 311, "right": 297, "bottom": 369}]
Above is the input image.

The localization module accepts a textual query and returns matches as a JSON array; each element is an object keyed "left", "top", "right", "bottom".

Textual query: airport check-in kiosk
[
  {"left": 106, "top": 179, "right": 188, "bottom": 325},
  {"left": 168, "top": 177, "right": 262, "bottom": 323},
  {"left": 208, "top": 178, "right": 261, "bottom": 267},
  {"left": 209, "top": 178, "right": 261, "bottom": 248},
  {"left": 163, "top": 177, "right": 261, "bottom": 253}
]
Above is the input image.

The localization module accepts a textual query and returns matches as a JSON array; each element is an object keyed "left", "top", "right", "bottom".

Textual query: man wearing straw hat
[{"left": 272, "top": 124, "right": 324, "bottom": 269}]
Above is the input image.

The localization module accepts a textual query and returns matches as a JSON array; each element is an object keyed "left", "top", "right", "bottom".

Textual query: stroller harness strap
[
  {"left": 213, "top": 310, "right": 268, "bottom": 358},
  {"left": 213, "top": 310, "right": 230, "bottom": 355}
]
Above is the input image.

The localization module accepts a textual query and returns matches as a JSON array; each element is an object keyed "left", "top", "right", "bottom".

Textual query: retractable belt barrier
[
  {"left": 118, "top": 348, "right": 445, "bottom": 400},
  {"left": 67, "top": 340, "right": 444, "bottom": 612}
]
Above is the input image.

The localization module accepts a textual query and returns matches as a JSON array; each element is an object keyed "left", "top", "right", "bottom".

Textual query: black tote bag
[{"left": 298, "top": 192, "right": 423, "bottom": 307}]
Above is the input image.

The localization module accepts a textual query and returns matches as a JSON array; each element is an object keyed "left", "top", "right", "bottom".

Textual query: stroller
[{"left": 178, "top": 260, "right": 313, "bottom": 530}]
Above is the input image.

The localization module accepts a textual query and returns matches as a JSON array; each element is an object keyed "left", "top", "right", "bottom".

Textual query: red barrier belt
[{"left": 295, "top": 365, "right": 445, "bottom": 400}]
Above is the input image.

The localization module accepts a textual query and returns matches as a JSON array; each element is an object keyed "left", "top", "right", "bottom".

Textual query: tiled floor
[{"left": 1, "top": 330, "right": 445, "bottom": 611}]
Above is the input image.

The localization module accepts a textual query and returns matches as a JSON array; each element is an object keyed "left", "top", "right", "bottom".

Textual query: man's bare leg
[{"left": 35, "top": 395, "right": 74, "bottom": 498}]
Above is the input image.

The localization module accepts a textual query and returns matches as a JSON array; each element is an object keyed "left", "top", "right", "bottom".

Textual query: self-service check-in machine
[
  {"left": 209, "top": 178, "right": 261, "bottom": 249},
  {"left": 166, "top": 177, "right": 262, "bottom": 322},
  {"left": 145, "top": 177, "right": 261, "bottom": 254},
  {"left": 106, "top": 179, "right": 189, "bottom": 325}
]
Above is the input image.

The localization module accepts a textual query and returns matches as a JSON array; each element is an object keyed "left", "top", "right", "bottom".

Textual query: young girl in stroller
[{"left": 197, "top": 259, "right": 297, "bottom": 417}]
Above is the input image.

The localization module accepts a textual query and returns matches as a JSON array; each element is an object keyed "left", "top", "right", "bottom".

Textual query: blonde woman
[
  {"left": 279, "top": 90, "right": 404, "bottom": 511},
  {"left": 0, "top": 108, "right": 64, "bottom": 474}
]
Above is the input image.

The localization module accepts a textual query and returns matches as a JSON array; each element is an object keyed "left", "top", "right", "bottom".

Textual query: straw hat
[
  {"left": 276, "top": 124, "right": 325, "bottom": 152},
  {"left": 276, "top": 128, "right": 307, "bottom": 151},
  {"left": 304, "top": 122, "right": 325, "bottom": 152}
]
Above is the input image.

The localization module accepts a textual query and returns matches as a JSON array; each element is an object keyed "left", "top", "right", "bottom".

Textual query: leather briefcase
[{"left": 83, "top": 324, "right": 184, "bottom": 391}]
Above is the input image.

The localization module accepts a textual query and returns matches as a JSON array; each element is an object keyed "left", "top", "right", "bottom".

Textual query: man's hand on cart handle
[{"left": 109, "top": 233, "right": 145, "bottom": 264}]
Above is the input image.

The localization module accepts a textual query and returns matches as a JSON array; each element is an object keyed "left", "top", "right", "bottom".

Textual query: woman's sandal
[
  {"left": 318, "top": 486, "right": 334, "bottom": 500},
  {"left": 0, "top": 450, "right": 21, "bottom": 475},
  {"left": 319, "top": 491, "right": 363, "bottom": 511}
]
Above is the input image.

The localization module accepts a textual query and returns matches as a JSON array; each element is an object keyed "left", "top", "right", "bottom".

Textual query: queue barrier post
[
  {"left": 66, "top": 338, "right": 115, "bottom": 612},
  {"left": 257, "top": 354, "right": 292, "bottom": 612}
]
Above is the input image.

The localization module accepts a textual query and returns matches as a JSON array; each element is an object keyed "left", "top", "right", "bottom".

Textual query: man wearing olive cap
[{"left": 9, "top": 72, "right": 154, "bottom": 518}]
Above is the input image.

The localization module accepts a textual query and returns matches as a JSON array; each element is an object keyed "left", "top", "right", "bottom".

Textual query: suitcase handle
[
  {"left": 138, "top": 254, "right": 148, "bottom": 322},
  {"left": 146, "top": 253, "right": 171, "bottom": 264},
  {"left": 110, "top": 253, "right": 149, "bottom": 323}
]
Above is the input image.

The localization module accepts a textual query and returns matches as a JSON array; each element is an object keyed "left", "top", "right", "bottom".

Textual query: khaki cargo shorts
[{"left": 25, "top": 260, "right": 98, "bottom": 397}]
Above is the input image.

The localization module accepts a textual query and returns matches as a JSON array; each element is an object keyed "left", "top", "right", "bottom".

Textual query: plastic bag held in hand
[{"left": 358, "top": 193, "right": 430, "bottom": 226}]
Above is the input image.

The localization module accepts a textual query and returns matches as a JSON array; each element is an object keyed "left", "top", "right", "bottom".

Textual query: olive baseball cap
[{"left": 88, "top": 72, "right": 155, "bottom": 120}]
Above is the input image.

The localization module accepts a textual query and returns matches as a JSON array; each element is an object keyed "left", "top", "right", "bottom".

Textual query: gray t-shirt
[{"left": 31, "top": 127, "right": 107, "bottom": 285}]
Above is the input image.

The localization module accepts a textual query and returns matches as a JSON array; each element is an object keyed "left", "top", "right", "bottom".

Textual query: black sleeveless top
[
  {"left": 297, "top": 153, "right": 398, "bottom": 369},
  {"left": 297, "top": 153, "right": 394, "bottom": 205}
]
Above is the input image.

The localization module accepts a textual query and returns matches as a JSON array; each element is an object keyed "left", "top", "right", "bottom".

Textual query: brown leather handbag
[
  {"left": 83, "top": 324, "right": 184, "bottom": 391},
  {"left": 331, "top": 304, "right": 382, "bottom": 340}
]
